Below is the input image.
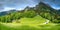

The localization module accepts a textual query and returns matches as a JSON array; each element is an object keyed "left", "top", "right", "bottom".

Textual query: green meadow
[{"left": 0, "top": 16, "right": 60, "bottom": 30}]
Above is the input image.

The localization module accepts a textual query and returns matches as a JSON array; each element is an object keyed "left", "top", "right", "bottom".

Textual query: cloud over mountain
[{"left": 0, "top": 0, "right": 60, "bottom": 12}]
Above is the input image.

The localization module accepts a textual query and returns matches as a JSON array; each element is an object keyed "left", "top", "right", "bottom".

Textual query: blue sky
[
  {"left": 43, "top": 0, "right": 60, "bottom": 9},
  {"left": 0, "top": 0, "right": 60, "bottom": 12}
]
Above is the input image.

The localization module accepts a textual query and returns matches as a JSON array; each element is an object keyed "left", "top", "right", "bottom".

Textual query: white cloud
[
  {"left": 0, "top": 7, "right": 15, "bottom": 12},
  {"left": 4, "top": 7, "right": 15, "bottom": 11}
]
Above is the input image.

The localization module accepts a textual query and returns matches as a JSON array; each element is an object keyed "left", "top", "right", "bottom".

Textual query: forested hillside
[{"left": 0, "top": 2, "right": 60, "bottom": 23}]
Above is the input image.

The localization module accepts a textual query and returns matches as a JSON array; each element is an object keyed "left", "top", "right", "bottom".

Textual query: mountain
[
  {"left": 35, "top": 2, "right": 57, "bottom": 14},
  {"left": 35, "top": 2, "right": 60, "bottom": 23},
  {"left": 0, "top": 2, "right": 60, "bottom": 23},
  {"left": 0, "top": 10, "right": 17, "bottom": 16}
]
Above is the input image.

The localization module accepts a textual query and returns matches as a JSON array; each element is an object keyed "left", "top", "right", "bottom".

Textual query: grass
[{"left": 0, "top": 15, "right": 60, "bottom": 30}]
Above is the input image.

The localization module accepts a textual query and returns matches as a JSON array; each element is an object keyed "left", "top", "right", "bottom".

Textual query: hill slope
[{"left": 0, "top": 16, "right": 59, "bottom": 30}]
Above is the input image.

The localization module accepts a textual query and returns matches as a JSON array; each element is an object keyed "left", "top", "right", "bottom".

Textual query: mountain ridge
[{"left": 0, "top": 2, "right": 60, "bottom": 23}]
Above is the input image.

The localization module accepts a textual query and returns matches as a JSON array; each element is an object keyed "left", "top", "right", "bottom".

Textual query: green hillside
[{"left": 0, "top": 15, "right": 60, "bottom": 30}]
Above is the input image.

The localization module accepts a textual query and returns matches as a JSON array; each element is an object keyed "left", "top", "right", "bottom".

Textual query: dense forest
[{"left": 0, "top": 2, "right": 60, "bottom": 23}]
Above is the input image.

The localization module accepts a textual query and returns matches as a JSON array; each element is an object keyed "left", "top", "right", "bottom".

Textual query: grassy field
[{"left": 0, "top": 16, "right": 60, "bottom": 30}]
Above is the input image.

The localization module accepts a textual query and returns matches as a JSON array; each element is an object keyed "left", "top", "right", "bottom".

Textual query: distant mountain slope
[{"left": 0, "top": 10, "right": 17, "bottom": 16}]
